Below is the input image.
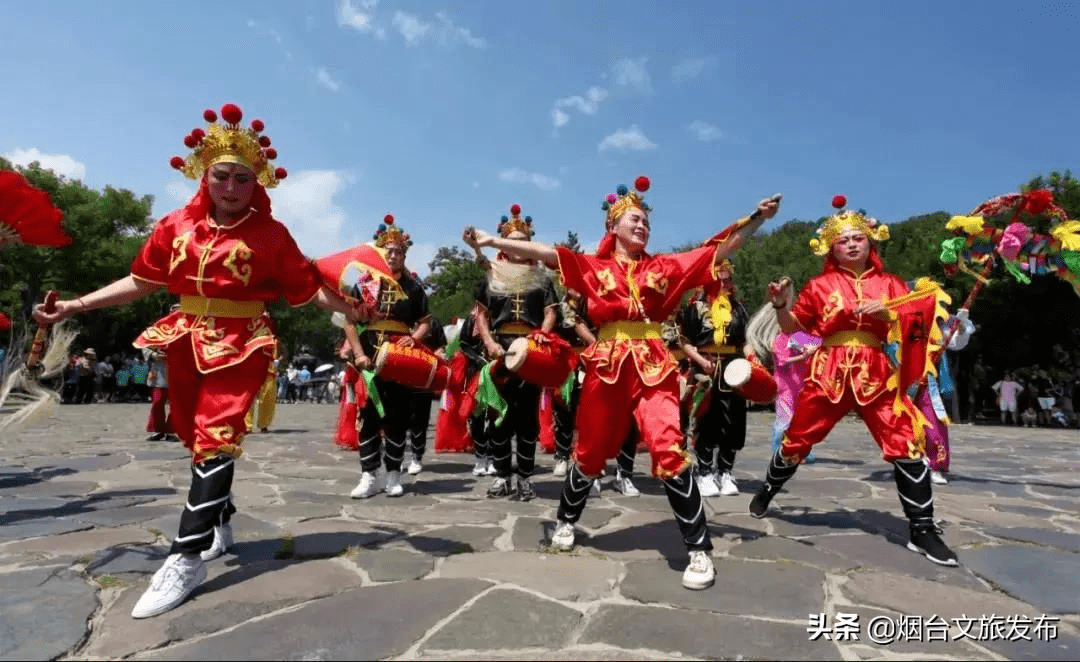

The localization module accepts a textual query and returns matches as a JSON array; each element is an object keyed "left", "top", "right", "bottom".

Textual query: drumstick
[{"left": 26, "top": 291, "right": 58, "bottom": 372}]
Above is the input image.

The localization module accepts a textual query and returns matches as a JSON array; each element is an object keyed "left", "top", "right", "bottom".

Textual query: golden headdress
[
  {"left": 498, "top": 204, "right": 534, "bottom": 239},
  {"left": 373, "top": 214, "right": 412, "bottom": 249},
  {"left": 170, "top": 103, "right": 287, "bottom": 189},
  {"left": 809, "top": 195, "right": 890, "bottom": 256},
  {"left": 602, "top": 176, "right": 652, "bottom": 230}
]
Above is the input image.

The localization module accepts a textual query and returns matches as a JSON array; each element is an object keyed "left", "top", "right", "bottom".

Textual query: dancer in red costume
[
  {"left": 749, "top": 196, "right": 958, "bottom": 567},
  {"left": 465, "top": 177, "right": 779, "bottom": 590},
  {"left": 34, "top": 103, "right": 368, "bottom": 618}
]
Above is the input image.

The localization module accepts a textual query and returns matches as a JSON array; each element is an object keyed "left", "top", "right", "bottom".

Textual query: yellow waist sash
[
  {"left": 496, "top": 322, "right": 533, "bottom": 336},
  {"left": 823, "top": 330, "right": 880, "bottom": 348},
  {"left": 598, "top": 321, "right": 664, "bottom": 342},
  {"left": 368, "top": 319, "right": 409, "bottom": 334},
  {"left": 698, "top": 343, "right": 738, "bottom": 355},
  {"left": 179, "top": 295, "right": 265, "bottom": 318}
]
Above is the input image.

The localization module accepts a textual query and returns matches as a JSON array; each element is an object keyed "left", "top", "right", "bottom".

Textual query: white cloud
[
  {"left": 392, "top": 11, "right": 430, "bottom": 45},
  {"left": 598, "top": 125, "right": 657, "bottom": 152},
  {"left": 270, "top": 170, "right": 351, "bottom": 260},
  {"left": 316, "top": 67, "right": 341, "bottom": 92},
  {"left": 434, "top": 12, "right": 486, "bottom": 48},
  {"left": 3, "top": 147, "right": 86, "bottom": 180},
  {"left": 391, "top": 10, "right": 485, "bottom": 48},
  {"left": 612, "top": 57, "right": 652, "bottom": 93},
  {"left": 498, "top": 167, "right": 561, "bottom": 191},
  {"left": 165, "top": 180, "right": 195, "bottom": 204},
  {"left": 687, "top": 120, "right": 723, "bottom": 142},
  {"left": 672, "top": 57, "right": 715, "bottom": 81},
  {"left": 337, "top": 0, "right": 378, "bottom": 33},
  {"left": 551, "top": 86, "right": 608, "bottom": 128}
]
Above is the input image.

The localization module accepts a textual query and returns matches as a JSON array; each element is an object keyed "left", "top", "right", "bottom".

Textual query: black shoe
[
  {"left": 749, "top": 485, "right": 776, "bottom": 519},
  {"left": 487, "top": 477, "right": 512, "bottom": 498},
  {"left": 146, "top": 433, "right": 165, "bottom": 442},
  {"left": 907, "top": 522, "right": 958, "bottom": 566}
]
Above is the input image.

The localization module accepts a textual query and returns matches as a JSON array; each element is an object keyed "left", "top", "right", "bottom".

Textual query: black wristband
[{"left": 772, "top": 303, "right": 786, "bottom": 309}]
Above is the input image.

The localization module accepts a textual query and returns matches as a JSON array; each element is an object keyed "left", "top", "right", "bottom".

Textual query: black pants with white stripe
[
  {"left": 557, "top": 465, "right": 711, "bottom": 552},
  {"left": 358, "top": 377, "right": 412, "bottom": 473},
  {"left": 694, "top": 388, "right": 747, "bottom": 475},
  {"left": 170, "top": 455, "right": 236, "bottom": 555},
  {"left": 490, "top": 377, "right": 541, "bottom": 479},
  {"left": 409, "top": 392, "right": 436, "bottom": 461}
]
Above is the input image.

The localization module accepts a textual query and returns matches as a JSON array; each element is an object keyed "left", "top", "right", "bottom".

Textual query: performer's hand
[
  {"left": 463, "top": 226, "right": 494, "bottom": 249},
  {"left": 485, "top": 342, "right": 505, "bottom": 359},
  {"left": 33, "top": 299, "right": 79, "bottom": 325},
  {"left": 754, "top": 195, "right": 781, "bottom": 221},
  {"left": 395, "top": 335, "right": 415, "bottom": 348},
  {"left": 354, "top": 355, "right": 372, "bottom": 371},
  {"left": 854, "top": 300, "right": 889, "bottom": 319},
  {"left": 766, "top": 277, "right": 792, "bottom": 308}
]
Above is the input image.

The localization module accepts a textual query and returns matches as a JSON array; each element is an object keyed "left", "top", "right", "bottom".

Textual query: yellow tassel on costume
[
  {"left": 946, "top": 215, "right": 985, "bottom": 235},
  {"left": 1051, "top": 220, "right": 1080, "bottom": 251},
  {"left": 709, "top": 295, "right": 732, "bottom": 347}
]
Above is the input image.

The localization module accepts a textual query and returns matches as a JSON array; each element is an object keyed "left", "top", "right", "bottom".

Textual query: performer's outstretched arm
[
  {"left": 463, "top": 227, "right": 558, "bottom": 269},
  {"left": 34, "top": 275, "right": 160, "bottom": 324}
]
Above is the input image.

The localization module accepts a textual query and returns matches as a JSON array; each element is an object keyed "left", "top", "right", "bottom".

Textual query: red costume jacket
[
  {"left": 130, "top": 210, "right": 322, "bottom": 373},
  {"left": 790, "top": 262, "right": 908, "bottom": 404},
  {"left": 555, "top": 244, "right": 720, "bottom": 386}
]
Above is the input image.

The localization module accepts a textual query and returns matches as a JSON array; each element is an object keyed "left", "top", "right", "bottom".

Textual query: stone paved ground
[{"left": 1, "top": 402, "right": 1078, "bottom": 661}]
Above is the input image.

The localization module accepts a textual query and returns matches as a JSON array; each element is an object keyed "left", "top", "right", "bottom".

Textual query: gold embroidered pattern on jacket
[
  {"left": 170, "top": 231, "right": 192, "bottom": 274},
  {"left": 821, "top": 289, "right": 844, "bottom": 321},
  {"left": 222, "top": 240, "right": 254, "bottom": 286},
  {"left": 595, "top": 269, "right": 617, "bottom": 297}
]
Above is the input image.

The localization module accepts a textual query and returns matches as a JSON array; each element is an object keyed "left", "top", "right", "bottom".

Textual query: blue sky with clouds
[{"left": 2, "top": 1, "right": 1077, "bottom": 276}]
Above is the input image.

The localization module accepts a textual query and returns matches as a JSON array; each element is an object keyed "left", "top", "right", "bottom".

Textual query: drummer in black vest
[
  {"left": 345, "top": 215, "right": 431, "bottom": 499},
  {"left": 676, "top": 259, "right": 750, "bottom": 498},
  {"left": 463, "top": 204, "right": 558, "bottom": 500}
]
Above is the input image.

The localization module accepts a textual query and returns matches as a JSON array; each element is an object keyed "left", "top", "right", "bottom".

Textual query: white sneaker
[
  {"left": 131, "top": 553, "right": 207, "bottom": 618},
  {"left": 696, "top": 473, "right": 721, "bottom": 498},
  {"left": 484, "top": 459, "right": 498, "bottom": 476},
  {"left": 551, "top": 521, "right": 576, "bottom": 550},
  {"left": 613, "top": 472, "right": 640, "bottom": 497},
  {"left": 930, "top": 470, "right": 948, "bottom": 485},
  {"left": 552, "top": 459, "right": 569, "bottom": 477},
  {"left": 350, "top": 471, "right": 381, "bottom": 499},
  {"left": 590, "top": 478, "right": 602, "bottom": 497},
  {"left": 406, "top": 457, "right": 422, "bottom": 476},
  {"left": 472, "top": 459, "right": 487, "bottom": 476},
  {"left": 385, "top": 470, "right": 404, "bottom": 497},
  {"left": 200, "top": 522, "right": 234, "bottom": 561},
  {"left": 682, "top": 550, "right": 715, "bottom": 590},
  {"left": 718, "top": 472, "right": 739, "bottom": 496}
]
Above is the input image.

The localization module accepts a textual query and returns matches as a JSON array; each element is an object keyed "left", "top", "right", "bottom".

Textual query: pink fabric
[
  {"left": 771, "top": 332, "right": 820, "bottom": 427},
  {"left": 914, "top": 385, "right": 950, "bottom": 471},
  {"left": 997, "top": 222, "right": 1032, "bottom": 261}
]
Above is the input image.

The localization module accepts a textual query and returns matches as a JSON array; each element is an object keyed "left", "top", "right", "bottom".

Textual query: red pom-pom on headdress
[
  {"left": 220, "top": 103, "right": 243, "bottom": 126},
  {"left": 384, "top": 214, "right": 394, "bottom": 224},
  {"left": 510, "top": 204, "right": 521, "bottom": 216},
  {"left": 170, "top": 156, "right": 185, "bottom": 170},
  {"left": 258, "top": 136, "right": 271, "bottom": 147},
  {"left": 191, "top": 128, "right": 205, "bottom": 141},
  {"left": 832, "top": 195, "right": 847, "bottom": 209},
  {"left": 251, "top": 119, "right": 265, "bottom": 132},
  {"left": 265, "top": 148, "right": 277, "bottom": 160},
  {"left": 203, "top": 109, "right": 217, "bottom": 123},
  {"left": 634, "top": 176, "right": 650, "bottom": 193},
  {"left": 183, "top": 134, "right": 197, "bottom": 148},
  {"left": 274, "top": 167, "right": 287, "bottom": 180}
]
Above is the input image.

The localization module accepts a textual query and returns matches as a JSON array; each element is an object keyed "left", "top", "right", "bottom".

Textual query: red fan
[
  {"left": 315, "top": 243, "right": 400, "bottom": 306},
  {"left": 0, "top": 170, "right": 72, "bottom": 248}
]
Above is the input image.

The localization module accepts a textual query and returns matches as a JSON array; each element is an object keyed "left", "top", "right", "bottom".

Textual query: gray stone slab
[
  {"left": 729, "top": 534, "right": 860, "bottom": 571},
  {"left": 981, "top": 526, "right": 1080, "bottom": 552},
  {"left": 962, "top": 545, "right": 1080, "bottom": 614},
  {"left": 132, "top": 579, "right": 491, "bottom": 661},
  {"left": 87, "top": 544, "right": 170, "bottom": 575},
  {"left": 576, "top": 506, "right": 619, "bottom": 531},
  {"left": 795, "top": 477, "right": 873, "bottom": 499},
  {"left": 423, "top": 588, "right": 582, "bottom": 651},
  {"left": 0, "top": 566, "right": 97, "bottom": 661},
  {"left": 0, "top": 518, "right": 94, "bottom": 543},
  {"left": 0, "top": 480, "right": 98, "bottom": 498},
  {"left": 812, "top": 532, "right": 987, "bottom": 590},
  {"left": 579, "top": 604, "right": 840, "bottom": 660},
  {"left": 512, "top": 516, "right": 552, "bottom": 552},
  {"left": 286, "top": 520, "right": 397, "bottom": 558},
  {"left": 979, "top": 626, "right": 1080, "bottom": 661},
  {"left": 245, "top": 500, "right": 343, "bottom": 522},
  {"left": 621, "top": 557, "right": 825, "bottom": 619},
  {"left": 439, "top": 551, "right": 621, "bottom": 601},
  {"left": 404, "top": 526, "right": 501, "bottom": 556},
  {"left": 1, "top": 526, "right": 156, "bottom": 557},
  {"left": 43, "top": 453, "right": 132, "bottom": 473},
  {"left": 767, "top": 508, "right": 876, "bottom": 537},
  {"left": 72, "top": 504, "right": 177, "bottom": 527},
  {"left": 348, "top": 549, "right": 434, "bottom": 581}
]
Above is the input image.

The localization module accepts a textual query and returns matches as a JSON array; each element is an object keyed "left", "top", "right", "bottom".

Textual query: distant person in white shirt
[{"left": 992, "top": 372, "right": 1023, "bottom": 426}]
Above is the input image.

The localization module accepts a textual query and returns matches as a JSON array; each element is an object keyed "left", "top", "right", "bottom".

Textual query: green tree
[{"left": 424, "top": 246, "right": 486, "bottom": 322}]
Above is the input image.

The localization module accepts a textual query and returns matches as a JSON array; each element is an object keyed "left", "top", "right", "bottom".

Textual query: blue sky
[{"left": 2, "top": 1, "right": 1077, "bottom": 276}]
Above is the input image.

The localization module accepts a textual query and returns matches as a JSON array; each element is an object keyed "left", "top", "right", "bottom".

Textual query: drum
[
  {"left": 373, "top": 342, "right": 449, "bottom": 392},
  {"left": 503, "top": 336, "right": 575, "bottom": 388},
  {"left": 722, "top": 358, "right": 778, "bottom": 404}
]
